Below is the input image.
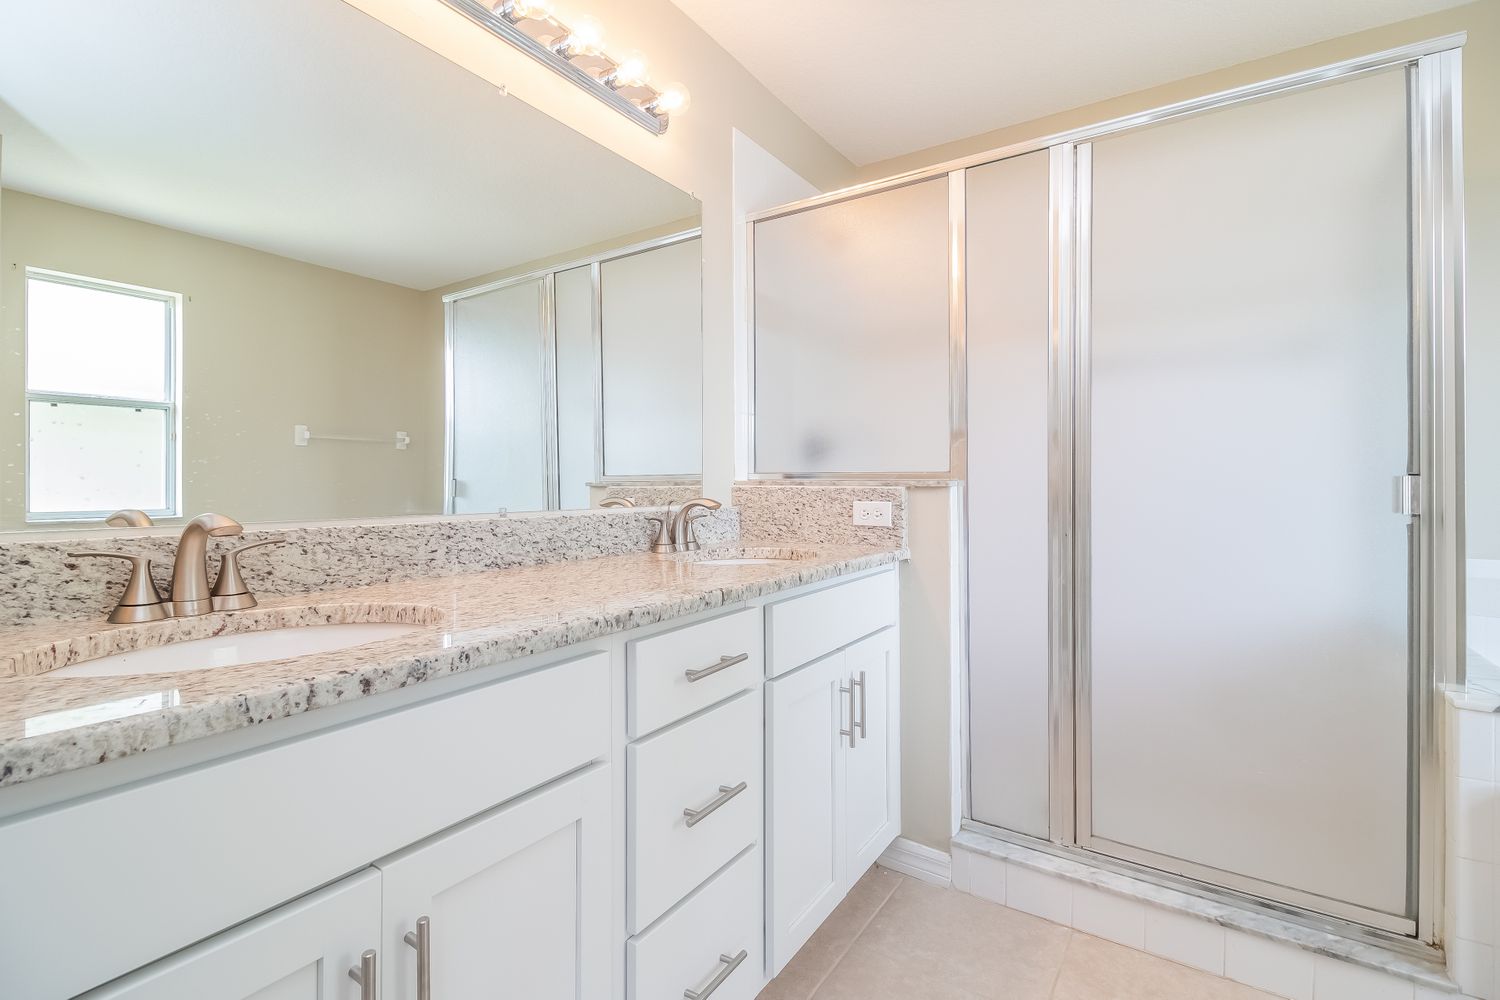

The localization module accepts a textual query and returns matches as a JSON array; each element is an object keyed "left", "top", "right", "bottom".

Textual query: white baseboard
[{"left": 878, "top": 836, "right": 952, "bottom": 887}]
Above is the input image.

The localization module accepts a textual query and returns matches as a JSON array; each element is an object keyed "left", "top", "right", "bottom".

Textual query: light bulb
[
  {"left": 501, "top": 0, "right": 553, "bottom": 21},
  {"left": 652, "top": 82, "right": 690, "bottom": 116},
  {"left": 563, "top": 15, "right": 605, "bottom": 56},
  {"left": 611, "top": 50, "right": 649, "bottom": 88}
]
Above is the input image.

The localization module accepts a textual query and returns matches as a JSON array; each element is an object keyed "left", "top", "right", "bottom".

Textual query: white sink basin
[
  {"left": 679, "top": 547, "right": 816, "bottom": 568},
  {"left": 48, "top": 622, "right": 421, "bottom": 678}
]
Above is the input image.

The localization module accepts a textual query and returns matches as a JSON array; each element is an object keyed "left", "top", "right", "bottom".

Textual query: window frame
[{"left": 23, "top": 267, "right": 183, "bottom": 523}]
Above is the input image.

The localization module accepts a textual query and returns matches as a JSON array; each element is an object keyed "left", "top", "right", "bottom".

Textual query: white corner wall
[{"left": 1449, "top": 697, "right": 1500, "bottom": 998}]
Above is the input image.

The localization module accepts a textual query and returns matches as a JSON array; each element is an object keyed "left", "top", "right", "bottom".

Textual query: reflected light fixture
[{"left": 437, "top": 0, "right": 690, "bottom": 134}]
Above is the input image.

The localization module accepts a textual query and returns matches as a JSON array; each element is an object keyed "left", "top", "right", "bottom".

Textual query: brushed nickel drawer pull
[
  {"left": 683, "top": 781, "right": 748, "bottom": 828},
  {"left": 403, "top": 915, "right": 431, "bottom": 1000},
  {"left": 854, "top": 670, "right": 867, "bottom": 741},
  {"left": 684, "top": 949, "right": 748, "bottom": 1000},
  {"left": 347, "top": 949, "right": 377, "bottom": 1000},
  {"left": 685, "top": 652, "right": 749, "bottom": 683},
  {"left": 839, "top": 681, "right": 856, "bottom": 748}
]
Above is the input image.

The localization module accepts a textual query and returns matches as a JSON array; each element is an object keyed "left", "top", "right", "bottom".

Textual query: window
[{"left": 24, "top": 269, "right": 180, "bottom": 521}]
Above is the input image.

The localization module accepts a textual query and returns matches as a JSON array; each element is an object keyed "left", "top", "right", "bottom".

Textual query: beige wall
[
  {"left": 898, "top": 485, "right": 964, "bottom": 852},
  {"left": 0, "top": 190, "right": 446, "bottom": 528}
]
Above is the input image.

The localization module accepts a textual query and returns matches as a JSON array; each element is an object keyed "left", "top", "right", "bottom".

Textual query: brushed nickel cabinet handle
[
  {"left": 347, "top": 949, "right": 377, "bottom": 1000},
  {"left": 685, "top": 652, "right": 749, "bottom": 683},
  {"left": 839, "top": 681, "right": 856, "bottom": 749},
  {"left": 683, "top": 781, "right": 748, "bottom": 828},
  {"left": 684, "top": 949, "right": 748, "bottom": 1000},
  {"left": 854, "top": 670, "right": 867, "bottom": 741},
  {"left": 403, "top": 915, "right": 431, "bottom": 1000}
]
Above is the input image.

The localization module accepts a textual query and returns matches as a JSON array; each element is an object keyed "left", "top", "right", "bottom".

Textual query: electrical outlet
[{"left": 852, "top": 500, "right": 893, "bottom": 528}]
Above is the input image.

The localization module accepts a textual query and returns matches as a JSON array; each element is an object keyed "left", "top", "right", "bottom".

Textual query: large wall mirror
[{"left": 0, "top": 0, "right": 702, "bottom": 531}]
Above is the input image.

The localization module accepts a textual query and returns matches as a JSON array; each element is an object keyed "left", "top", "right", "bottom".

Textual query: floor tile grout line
[
  {"left": 804, "top": 869, "right": 907, "bottom": 999},
  {"left": 1044, "top": 931, "right": 1079, "bottom": 1000}
]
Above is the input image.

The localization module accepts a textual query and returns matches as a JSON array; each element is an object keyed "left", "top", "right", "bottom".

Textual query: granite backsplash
[{"left": 0, "top": 507, "right": 738, "bottom": 627}]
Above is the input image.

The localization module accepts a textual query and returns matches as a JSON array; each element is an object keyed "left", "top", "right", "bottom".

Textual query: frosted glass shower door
[
  {"left": 1082, "top": 69, "right": 1413, "bottom": 922},
  {"left": 449, "top": 277, "right": 553, "bottom": 513},
  {"left": 965, "top": 151, "right": 1053, "bottom": 838},
  {"left": 599, "top": 238, "right": 702, "bottom": 478},
  {"left": 753, "top": 177, "right": 952, "bottom": 475}
]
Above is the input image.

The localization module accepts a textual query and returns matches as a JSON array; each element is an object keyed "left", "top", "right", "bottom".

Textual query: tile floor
[{"left": 758, "top": 866, "right": 1280, "bottom": 1000}]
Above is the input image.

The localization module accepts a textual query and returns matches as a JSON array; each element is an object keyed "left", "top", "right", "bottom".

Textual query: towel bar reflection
[{"left": 293, "top": 424, "right": 410, "bottom": 449}]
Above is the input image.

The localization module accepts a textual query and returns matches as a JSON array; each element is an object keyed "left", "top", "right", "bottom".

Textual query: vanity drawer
[
  {"left": 766, "top": 568, "right": 898, "bottom": 677},
  {"left": 629, "top": 845, "right": 764, "bottom": 1000},
  {"left": 628, "top": 689, "right": 762, "bottom": 932},
  {"left": 628, "top": 606, "right": 762, "bottom": 738}
]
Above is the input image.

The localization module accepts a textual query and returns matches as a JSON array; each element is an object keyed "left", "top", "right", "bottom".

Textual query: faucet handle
[
  {"left": 68, "top": 551, "right": 168, "bottom": 624},
  {"left": 647, "top": 515, "right": 676, "bottom": 555},
  {"left": 680, "top": 510, "right": 710, "bottom": 551},
  {"left": 211, "top": 538, "right": 286, "bottom": 611}
]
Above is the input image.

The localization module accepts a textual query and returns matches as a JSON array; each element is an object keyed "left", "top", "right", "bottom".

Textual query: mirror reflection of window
[{"left": 24, "top": 270, "right": 180, "bottom": 522}]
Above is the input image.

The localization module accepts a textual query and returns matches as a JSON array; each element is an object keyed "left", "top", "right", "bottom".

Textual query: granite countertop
[{"left": 0, "top": 544, "right": 905, "bottom": 789}]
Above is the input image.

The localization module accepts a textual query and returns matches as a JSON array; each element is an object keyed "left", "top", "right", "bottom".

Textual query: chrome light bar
[{"left": 436, "top": 0, "right": 685, "bottom": 135}]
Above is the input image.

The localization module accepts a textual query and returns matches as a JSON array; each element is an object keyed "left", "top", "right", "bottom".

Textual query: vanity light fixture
[{"left": 437, "top": 0, "right": 689, "bottom": 134}]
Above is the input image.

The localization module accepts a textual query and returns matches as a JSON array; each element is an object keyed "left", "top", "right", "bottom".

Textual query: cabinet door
[
  {"left": 844, "top": 627, "right": 902, "bottom": 876},
  {"left": 83, "top": 870, "right": 381, "bottom": 1000},
  {"left": 378, "top": 765, "right": 612, "bottom": 1000},
  {"left": 766, "top": 651, "right": 847, "bottom": 976}
]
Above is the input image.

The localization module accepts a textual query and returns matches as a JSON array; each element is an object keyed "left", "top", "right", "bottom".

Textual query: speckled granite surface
[
  {"left": 0, "top": 543, "right": 903, "bottom": 788},
  {"left": 0, "top": 507, "right": 737, "bottom": 627},
  {"left": 599, "top": 485, "right": 705, "bottom": 506},
  {"left": 732, "top": 482, "right": 912, "bottom": 547}
]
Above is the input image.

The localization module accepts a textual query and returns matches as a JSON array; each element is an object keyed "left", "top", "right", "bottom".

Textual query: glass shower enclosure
[{"left": 964, "top": 47, "right": 1465, "bottom": 940}]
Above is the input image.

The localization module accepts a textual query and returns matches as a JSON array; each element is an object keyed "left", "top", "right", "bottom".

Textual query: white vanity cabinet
[
  {"left": 3, "top": 650, "right": 613, "bottom": 1000},
  {"left": 3, "top": 560, "right": 903, "bottom": 1000},
  {"left": 377, "top": 765, "right": 613, "bottom": 1000},
  {"left": 86, "top": 767, "right": 614, "bottom": 1000},
  {"left": 842, "top": 628, "right": 901, "bottom": 877},
  {"left": 83, "top": 870, "right": 382, "bottom": 1000},
  {"left": 622, "top": 607, "right": 766, "bottom": 999},
  {"left": 765, "top": 571, "right": 901, "bottom": 975}
]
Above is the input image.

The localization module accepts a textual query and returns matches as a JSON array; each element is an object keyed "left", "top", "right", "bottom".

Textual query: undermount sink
[
  {"left": 47, "top": 622, "right": 423, "bottom": 678},
  {"left": 681, "top": 548, "right": 817, "bottom": 567}
]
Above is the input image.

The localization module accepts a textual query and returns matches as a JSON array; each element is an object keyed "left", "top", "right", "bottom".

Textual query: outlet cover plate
[{"left": 852, "top": 501, "right": 893, "bottom": 528}]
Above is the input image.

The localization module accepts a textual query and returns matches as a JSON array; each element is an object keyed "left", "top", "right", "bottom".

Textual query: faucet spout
[
  {"left": 167, "top": 513, "right": 243, "bottom": 617},
  {"left": 671, "top": 498, "right": 721, "bottom": 552}
]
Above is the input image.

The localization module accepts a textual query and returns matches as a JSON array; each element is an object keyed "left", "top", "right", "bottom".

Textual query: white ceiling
[
  {"left": 670, "top": 0, "right": 1466, "bottom": 165},
  {"left": 0, "top": 0, "right": 698, "bottom": 290}
]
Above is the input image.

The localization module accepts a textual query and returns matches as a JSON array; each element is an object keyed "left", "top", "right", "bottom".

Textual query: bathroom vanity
[{"left": 0, "top": 546, "right": 903, "bottom": 1000}]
